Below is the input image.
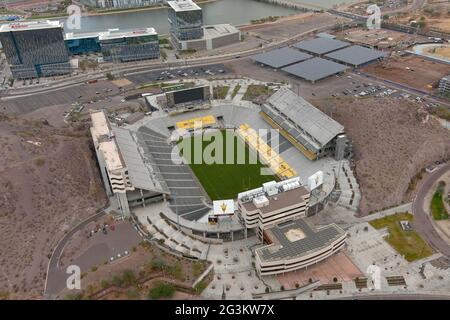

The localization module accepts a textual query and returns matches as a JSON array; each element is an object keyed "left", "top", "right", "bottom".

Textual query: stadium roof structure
[
  {"left": 252, "top": 47, "right": 312, "bottom": 68},
  {"left": 256, "top": 218, "right": 346, "bottom": 262},
  {"left": 325, "top": 45, "right": 385, "bottom": 67},
  {"left": 266, "top": 87, "right": 344, "bottom": 147},
  {"left": 281, "top": 57, "right": 348, "bottom": 82},
  {"left": 294, "top": 37, "right": 350, "bottom": 55}
]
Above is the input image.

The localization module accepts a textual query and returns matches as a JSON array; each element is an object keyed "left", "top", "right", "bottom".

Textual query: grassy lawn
[
  {"left": 231, "top": 84, "right": 241, "bottom": 99},
  {"left": 431, "top": 182, "right": 449, "bottom": 220},
  {"left": 212, "top": 86, "right": 230, "bottom": 99},
  {"left": 242, "top": 85, "right": 273, "bottom": 101},
  {"left": 369, "top": 212, "right": 434, "bottom": 262},
  {"left": 180, "top": 130, "right": 277, "bottom": 200}
]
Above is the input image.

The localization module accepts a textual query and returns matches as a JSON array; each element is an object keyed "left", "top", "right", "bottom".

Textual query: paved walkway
[{"left": 359, "top": 203, "right": 413, "bottom": 222}]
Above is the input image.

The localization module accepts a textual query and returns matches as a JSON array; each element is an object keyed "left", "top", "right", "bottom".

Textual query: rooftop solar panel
[
  {"left": 256, "top": 218, "right": 345, "bottom": 261},
  {"left": 281, "top": 57, "right": 348, "bottom": 82},
  {"left": 325, "top": 45, "right": 385, "bottom": 66},
  {"left": 252, "top": 47, "right": 312, "bottom": 68},
  {"left": 294, "top": 37, "right": 350, "bottom": 55}
]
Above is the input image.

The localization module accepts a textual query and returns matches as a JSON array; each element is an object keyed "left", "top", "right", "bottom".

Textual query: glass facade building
[
  {"left": 65, "top": 34, "right": 101, "bottom": 55},
  {"left": 167, "top": 0, "right": 204, "bottom": 42},
  {"left": 64, "top": 28, "right": 160, "bottom": 62},
  {"left": 0, "top": 20, "right": 71, "bottom": 79},
  {"left": 99, "top": 32, "right": 160, "bottom": 62}
]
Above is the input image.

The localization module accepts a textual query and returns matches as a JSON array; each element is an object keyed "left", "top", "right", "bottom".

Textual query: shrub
[
  {"left": 148, "top": 281, "right": 175, "bottom": 300},
  {"left": 111, "top": 275, "right": 123, "bottom": 287},
  {"left": 122, "top": 269, "right": 136, "bottom": 286},
  {"left": 100, "top": 280, "right": 110, "bottom": 289},
  {"left": 149, "top": 259, "right": 166, "bottom": 271},
  {"left": 34, "top": 158, "right": 45, "bottom": 166},
  {"left": 194, "top": 280, "right": 208, "bottom": 294}
]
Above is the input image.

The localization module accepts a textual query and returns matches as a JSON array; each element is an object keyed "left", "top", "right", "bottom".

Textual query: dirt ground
[
  {"left": 313, "top": 97, "right": 450, "bottom": 216},
  {"left": 360, "top": 55, "right": 450, "bottom": 92},
  {"left": 334, "top": 27, "right": 425, "bottom": 50},
  {"left": 0, "top": 112, "right": 107, "bottom": 299},
  {"left": 395, "top": 2, "right": 450, "bottom": 33},
  {"left": 241, "top": 13, "right": 347, "bottom": 42}
]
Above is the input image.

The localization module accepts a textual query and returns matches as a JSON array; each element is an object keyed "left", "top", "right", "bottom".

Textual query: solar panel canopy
[
  {"left": 325, "top": 45, "right": 385, "bottom": 66},
  {"left": 281, "top": 57, "right": 348, "bottom": 82},
  {"left": 252, "top": 47, "right": 312, "bottom": 68},
  {"left": 294, "top": 37, "right": 350, "bottom": 55}
]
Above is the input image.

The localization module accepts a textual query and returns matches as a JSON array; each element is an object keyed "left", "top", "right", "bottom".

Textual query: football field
[{"left": 180, "top": 130, "right": 277, "bottom": 200}]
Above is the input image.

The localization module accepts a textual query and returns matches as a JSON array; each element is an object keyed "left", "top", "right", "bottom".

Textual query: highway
[{"left": 412, "top": 163, "right": 450, "bottom": 257}]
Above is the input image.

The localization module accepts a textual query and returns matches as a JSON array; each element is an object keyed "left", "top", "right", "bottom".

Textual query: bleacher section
[
  {"left": 236, "top": 123, "right": 296, "bottom": 180},
  {"left": 261, "top": 88, "right": 345, "bottom": 161},
  {"left": 137, "top": 126, "right": 211, "bottom": 221},
  {"left": 259, "top": 111, "right": 317, "bottom": 161}
]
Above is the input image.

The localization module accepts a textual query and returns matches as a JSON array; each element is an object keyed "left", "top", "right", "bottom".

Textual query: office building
[
  {"left": 167, "top": 0, "right": 204, "bottom": 43},
  {"left": 80, "top": 0, "right": 161, "bottom": 9},
  {"left": 237, "top": 177, "right": 310, "bottom": 241},
  {"left": 65, "top": 28, "right": 160, "bottom": 62},
  {"left": 167, "top": 0, "right": 240, "bottom": 50},
  {"left": 0, "top": 20, "right": 71, "bottom": 79}
]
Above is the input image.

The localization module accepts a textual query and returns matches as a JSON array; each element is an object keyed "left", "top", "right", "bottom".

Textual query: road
[
  {"left": 44, "top": 209, "right": 106, "bottom": 299},
  {"left": 1, "top": 14, "right": 341, "bottom": 99},
  {"left": 412, "top": 163, "right": 450, "bottom": 257}
]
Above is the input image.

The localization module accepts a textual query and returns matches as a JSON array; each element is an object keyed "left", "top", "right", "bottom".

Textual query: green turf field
[{"left": 179, "top": 130, "right": 277, "bottom": 200}]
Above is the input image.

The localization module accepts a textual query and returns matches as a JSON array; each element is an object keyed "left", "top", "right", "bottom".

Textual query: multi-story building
[
  {"left": 167, "top": 0, "right": 241, "bottom": 51},
  {"left": 439, "top": 74, "right": 450, "bottom": 96},
  {"left": 0, "top": 20, "right": 71, "bottom": 79},
  {"left": 167, "top": 0, "right": 204, "bottom": 43},
  {"left": 65, "top": 28, "right": 160, "bottom": 62},
  {"left": 238, "top": 177, "right": 310, "bottom": 241},
  {"left": 255, "top": 218, "right": 346, "bottom": 276},
  {"left": 237, "top": 177, "right": 347, "bottom": 276},
  {"left": 65, "top": 32, "right": 102, "bottom": 55},
  {"left": 90, "top": 110, "right": 169, "bottom": 217},
  {"left": 98, "top": 28, "right": 160, "bottom": 62},
  {"left": 80, "top": 0, "right": 161, "bottom": 9}
]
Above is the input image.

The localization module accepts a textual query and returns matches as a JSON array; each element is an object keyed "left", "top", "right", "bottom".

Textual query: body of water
[{"left": 64, "top": 0, "right": 351, "bottom": 35}]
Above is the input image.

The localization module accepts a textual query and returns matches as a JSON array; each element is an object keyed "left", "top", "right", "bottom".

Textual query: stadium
[{"left": 90, "top": 79, "right": 353, "bottom": 271}]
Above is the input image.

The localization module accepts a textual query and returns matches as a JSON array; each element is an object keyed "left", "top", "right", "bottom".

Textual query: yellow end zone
[
  {"left": 176, "top": 115, "right": 216, "bottom": 130},
  {"left": 237, "top": 123, "right": 297, "bottom": 180}
]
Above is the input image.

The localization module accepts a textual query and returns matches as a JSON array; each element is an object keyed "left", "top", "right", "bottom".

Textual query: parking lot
[{"left": 126, "top": 63, "right": 229, "bottom": 84}]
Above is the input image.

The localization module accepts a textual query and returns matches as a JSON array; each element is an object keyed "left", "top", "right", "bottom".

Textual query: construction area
[
  {"left": 335, "top": 28, "right": 421, "bottom": 50},
  {"left": 360, "top": 54, "right": 450, "bottom": 93}
]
